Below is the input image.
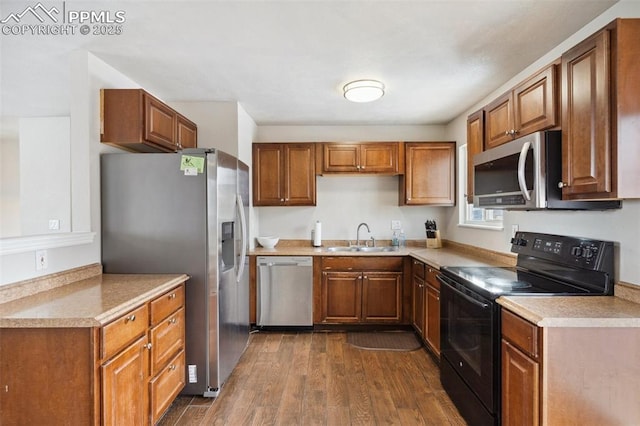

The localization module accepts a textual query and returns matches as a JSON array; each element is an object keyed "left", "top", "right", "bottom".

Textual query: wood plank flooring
[{"left": 158, "top": 331, "right": 466, "bottom": 425}]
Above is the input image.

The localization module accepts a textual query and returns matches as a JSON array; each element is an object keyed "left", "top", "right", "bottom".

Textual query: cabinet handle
[
  {"left": 504, "top": 130, "right": 510, "bottom": 136},
  {"left": 361, "top": 165, "right": 365, "bottom": 170},
  {"left": 169, "top": 293, "right": 176, "bottom": 299},
  {"left": 558, "top": 181, "right": 569, "bottom": 188},
  {"left": 144, "top": 343, "right": 152, "bottom": 350},
  {"left": 280, "top": 198, "right": 285, "bottom": 202},
  {"left": 169, "top": 364, "right": 177, "bottom": 371},
  {"left": 169, "top": 318, "right": 177, "bottom": 325},
  {"left": 125, "top": 315, "right": 136, "bottom": 323}
]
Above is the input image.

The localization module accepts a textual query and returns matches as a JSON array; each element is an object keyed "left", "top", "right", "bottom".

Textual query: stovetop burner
[{"left": 484, "top": 277, "right": 531, "bottom": 289}]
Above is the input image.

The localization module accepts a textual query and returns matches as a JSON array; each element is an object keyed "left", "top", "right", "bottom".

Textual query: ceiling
[{"left": 1, "top": 0, "right": 618, "bottom": 125}]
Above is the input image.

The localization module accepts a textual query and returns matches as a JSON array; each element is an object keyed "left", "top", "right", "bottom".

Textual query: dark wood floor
[{"left": 158, "top": 331, "right": 466, "bottom": 425}]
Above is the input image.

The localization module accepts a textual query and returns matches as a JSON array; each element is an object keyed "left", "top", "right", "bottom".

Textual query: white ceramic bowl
[{"left": 257, "top": 236, "right": 279, "bottom": 248}]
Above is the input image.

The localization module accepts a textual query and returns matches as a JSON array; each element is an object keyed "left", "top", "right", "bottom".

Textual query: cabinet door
[
  {"left": 102, "top": 335, "right": 150, "bottom": 426},
  {"left": 360, "top": 143, "right": 399, "bottom": 173},
  {"left": 502, "top": 339, "right": 540, "bottom": 426},
  {"left": 426, "top": 284, "right": 440, "bottom": 355},
  {"left": 321, "top": 271, "right": 362, "bottom": 322},
  {"left": 144, "top": 94, "right": 177, "bottom": 151},
  {"left": 253, "top": 144, "right": 285, "bottom": 206},
  {"left": 402, "top": 142, "right": 456, "bottom": 205},
  {"left": 466, "top": 110, "right": 484, "bottom": 204},
  {"left": 412, "top": 275, "right": 426, "bottom": 337},
  {"left": 284, "top": 143, "right": 316, "bottom": 205},
  {"left": 176, "top": 114, "right": 197, "bottom": 149},
  {"left": 362, "top": 272, "right": 402, "bottom": 322},
  {"left": 561, "top": 29, "right": 612, "bottom": 198},
  {"left": 322, "top": 144, "right": 360, "bottom": 172},
  {"left": 514, "top": 64, "right": 558, "bottom": 137},
  {"left": 484, "top": 92, "right": 514, "bottom": 149}
]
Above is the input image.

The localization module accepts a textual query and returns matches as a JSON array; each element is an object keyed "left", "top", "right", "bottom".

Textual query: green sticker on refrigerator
[{"left": 180, "top": 155, "right": 204, "bottom": 174}]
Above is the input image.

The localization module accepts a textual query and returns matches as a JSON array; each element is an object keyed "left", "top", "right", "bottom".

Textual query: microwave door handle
[{"left": 517, "top": 141, "right": 531, "bottom": 201}]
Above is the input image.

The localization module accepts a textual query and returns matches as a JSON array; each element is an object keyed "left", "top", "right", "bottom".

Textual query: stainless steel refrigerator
[{"left": 100, "top": 149, "right": 249, "bottom": 397}]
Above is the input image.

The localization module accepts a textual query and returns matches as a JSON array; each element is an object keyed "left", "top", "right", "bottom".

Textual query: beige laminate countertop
[
  {"left": 0, "top": 273, "right": 188, "bottom": 328},
  {"left": 251, "top": 245, "right": 511, "bottom": 269},
  {"left": 498, "top": 295, "right": 640, "bottom": 328}
]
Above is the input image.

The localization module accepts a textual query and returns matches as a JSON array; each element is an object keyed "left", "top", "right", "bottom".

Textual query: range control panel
[{"left": 510, "top": 231, "right": 614, "bottom": 273}]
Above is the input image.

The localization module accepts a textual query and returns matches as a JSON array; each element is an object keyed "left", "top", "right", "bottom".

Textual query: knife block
[{"left": 426, "top": 230, "right": 442, "bottom": 249}]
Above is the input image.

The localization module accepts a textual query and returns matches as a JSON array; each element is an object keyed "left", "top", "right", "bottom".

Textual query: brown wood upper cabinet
[
  {"left": 465, "top": 110, "right": 484, "bottom": 204},
  {"left": 484, "top": 63, "right": 558, "bottom": 149},
  {"left": 560, "top": 18, "right": 640, "bottom": 200},
  {"left": 400, "top": 142, "right": 456, "bottom": 206},
  {"left": 252, "top": 143, "right": 316, "bottom": 206},
  {"left": 101, "top": 89, "right": 197, "bottom": 153},
  {"left": 321, "top": 142, "right": 401, "bottom": 174}
]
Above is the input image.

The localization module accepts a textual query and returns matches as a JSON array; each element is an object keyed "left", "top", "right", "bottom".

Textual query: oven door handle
[{"left": 437, "top": 275, "right": 490, "bottom": 309}]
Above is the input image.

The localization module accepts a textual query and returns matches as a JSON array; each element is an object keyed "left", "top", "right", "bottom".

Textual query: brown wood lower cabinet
[
  {"left": 501, "top": 309, "right": 540, "bottom": 426},
  {"left": 102, "top": 334, "right": 151, "bottom": 425},
  {"left": 319, "top": 256, "right": 403, "bottom": 324},
  {"left": 411, "top": 259, "right": 441, "bottom": 357},
  {"left": 0, "top": 282, "right": 186, "bottom": 425},
  {"left": 501, "top": 307, "right": 640, "bottom": 424},
  {"left": 425, "top": 269, "right": 441, "bottom": 356}
]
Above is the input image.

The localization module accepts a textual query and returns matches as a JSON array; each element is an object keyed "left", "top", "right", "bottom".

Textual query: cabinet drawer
[
  {"left": 102, "top": 304, "right": 149, "bottom": 360},
  {"left": 502, "top": 309, "right": 539, "bottom": 358},
  {"left": 322, "top": 256, "right": 403, "bottom": 271},
  {"left": 149, "top": 349, "right": 186, "bottom": 424},
  {"left": 150, "top": 284, "right": 185, "bottom": 325},
  {"left": 425, "top": 266, "right": 440, "bottom": 289},
  {"left": 412, "top": 259, "right": 425, "bottom": 279},
  {"left": 150, "top": 307, "right": 185, "bottom": 375}
]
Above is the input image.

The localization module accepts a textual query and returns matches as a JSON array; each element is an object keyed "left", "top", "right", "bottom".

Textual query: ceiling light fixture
[{"left": 343, "top": 79, "right": 385, "bottom": 103}]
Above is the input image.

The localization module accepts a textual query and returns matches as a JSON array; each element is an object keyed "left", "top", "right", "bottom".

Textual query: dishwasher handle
[
  {"left": 257, "top": 256, "right": 313, "bottom": 268},
  {"left": 263, "top": 262, "right": 301, "bottom": 267}
]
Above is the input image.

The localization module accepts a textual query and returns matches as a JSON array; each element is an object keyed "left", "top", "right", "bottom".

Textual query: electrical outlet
[
  {"left": 391, "top": 220, "right": 401, "bottom": 230},
  {"left": 35, "top": 250, "right": 48, "bottom": 270},
  {"left": 48, "top": 219, "right": 60, "bottom": 230},
  {"left": 511, "top": 224, "right": 519, "bottom": 238}
]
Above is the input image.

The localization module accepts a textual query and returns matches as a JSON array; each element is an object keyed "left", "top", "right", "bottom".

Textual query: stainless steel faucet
[{"left": 356, "top": 222, "right": 370, "bottom": 246}]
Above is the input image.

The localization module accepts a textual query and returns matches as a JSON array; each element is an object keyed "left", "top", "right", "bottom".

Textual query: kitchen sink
[
  {"left": 324, "top": 246, "right": 398, "bottom": 253},
  {"left": 357, "top": 246, "right": 398, "bottom": 252},
  {"left": 325, "top": 246, "right": 357, "bottom": 252}
]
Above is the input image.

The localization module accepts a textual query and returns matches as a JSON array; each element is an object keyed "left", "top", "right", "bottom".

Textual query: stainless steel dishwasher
[{"left": 257, "top": 256, "right": 313, "bottom": 327}]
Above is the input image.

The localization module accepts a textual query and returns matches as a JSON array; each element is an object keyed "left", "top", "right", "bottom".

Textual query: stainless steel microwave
[{"left": 473, "top": 130, "right": 621, "bottom": 210}]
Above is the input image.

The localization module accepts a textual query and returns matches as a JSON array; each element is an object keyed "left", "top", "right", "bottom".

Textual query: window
[{"left": 459, "top": 145, "right": 504, "bottom": 230}]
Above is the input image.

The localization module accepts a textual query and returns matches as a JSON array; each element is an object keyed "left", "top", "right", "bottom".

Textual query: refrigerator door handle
[{"left": 236, "top": 193, "right": 248, "bottom": 283}]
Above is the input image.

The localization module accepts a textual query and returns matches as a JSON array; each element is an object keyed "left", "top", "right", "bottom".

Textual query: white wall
[
  {"left": 19, "top": 117, "right": 71, "bottom": 236},
  {"left": 0, "top": 51, "right": 138, "bottom": 285},
  {"left": 442, "top": 0, "right": 640, "bottom": 285},
  {"left": 253, "top": 125, "right": 450, "bottom": 243},
  {"left": 168, "top": 101, "right": 240, "bottom": 156}
]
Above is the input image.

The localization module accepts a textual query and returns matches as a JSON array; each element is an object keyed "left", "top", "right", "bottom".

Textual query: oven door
[{"left": 439, "top": 274, "right": 499, "bottom": 415}]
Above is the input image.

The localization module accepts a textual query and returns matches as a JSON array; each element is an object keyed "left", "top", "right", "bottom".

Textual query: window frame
[{"left": 458, "top": 144, "right": 504, "bottom": 231}]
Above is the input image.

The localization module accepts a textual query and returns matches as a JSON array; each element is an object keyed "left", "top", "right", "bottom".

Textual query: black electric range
[
  {"left": 438, "top": 232, "right": 615, "bottom": 426},
  {"left": 441, "top": 231, "right": 615, "bottom": 300}
]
